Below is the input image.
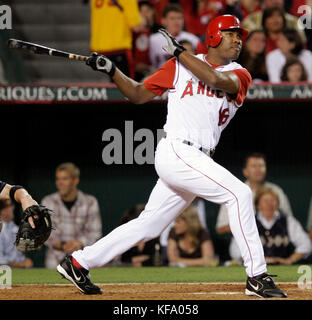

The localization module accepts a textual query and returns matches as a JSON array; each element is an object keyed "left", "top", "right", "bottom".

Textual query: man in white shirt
[
  {"left": 216, "top": 152, "right": 293, "bottom": 235},
  {"left": 149, "top": 3, "right": 200, "bottom": 69}
]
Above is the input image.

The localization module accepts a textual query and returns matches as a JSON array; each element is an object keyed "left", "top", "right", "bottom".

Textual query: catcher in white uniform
[{"left": 57, "top": 15, "right": 287, "bottom": 298}]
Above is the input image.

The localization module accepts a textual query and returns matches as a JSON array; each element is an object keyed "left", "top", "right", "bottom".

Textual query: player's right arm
[
  {"left": 110, "top": 69, "right": 156, "bottom": 104},
  {"left": 85, "top": 53, "right": 176, "bottom": 104}
]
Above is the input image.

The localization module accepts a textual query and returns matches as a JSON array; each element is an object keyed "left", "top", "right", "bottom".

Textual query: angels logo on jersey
[{"left": 181, "top": 79, "right": 231, "bottom": 102}]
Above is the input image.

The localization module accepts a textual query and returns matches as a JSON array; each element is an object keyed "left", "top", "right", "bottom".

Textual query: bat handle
[{"left": 69, "top": 53, "right": 89, "bottom": 61}]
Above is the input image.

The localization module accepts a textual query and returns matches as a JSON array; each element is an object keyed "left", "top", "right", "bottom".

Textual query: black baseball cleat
[
  {"left": 57, "top": 255, "right": 102, "bottom": 295},
  {"left": 245, "top": 273, "right": 287, "bottom": 298}
]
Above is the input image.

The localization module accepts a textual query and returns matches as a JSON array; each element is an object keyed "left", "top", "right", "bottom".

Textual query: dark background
[{"left": 1, "top": 100, "right": 311, "bottom": 265}]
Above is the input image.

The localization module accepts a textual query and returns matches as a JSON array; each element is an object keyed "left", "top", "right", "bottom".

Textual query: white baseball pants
[{"left": 72, "top": 137, "right": 267, "bottom": 277}]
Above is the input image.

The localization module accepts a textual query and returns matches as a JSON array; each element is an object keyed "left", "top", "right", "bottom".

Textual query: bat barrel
[{"left": 7, "top": 38, "right": 89, "bottom": 62}]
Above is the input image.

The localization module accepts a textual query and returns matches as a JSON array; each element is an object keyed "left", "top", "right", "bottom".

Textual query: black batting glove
[{"left": 86, "top": 52, "right": 116, "bottom": 77}]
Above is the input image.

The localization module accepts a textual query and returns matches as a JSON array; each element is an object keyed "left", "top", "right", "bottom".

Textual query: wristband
[
  {"left": 9, "top": 185, "right": 24, "bottom": 203},
  {"left": 0, "top": 181, "right": 6, "bottom": 194},
  {"left": 108, "top": 62, "right": 116, "bottom": 78},
  {"left": 174, "top": 46, "right": 186, "bottom": 58}
]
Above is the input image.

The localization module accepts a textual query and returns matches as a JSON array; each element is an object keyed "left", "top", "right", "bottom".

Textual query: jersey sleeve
[
  {"left": 230, "top": 68, "right": 252, "bottom": 106},
  {"left": 143, "top": 57, "right": 176, "bottom": 96}
]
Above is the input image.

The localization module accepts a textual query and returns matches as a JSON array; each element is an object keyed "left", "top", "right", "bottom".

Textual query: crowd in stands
[
  {"left": 87, "top": 0, "right": 312, "bottom": 83},
  {"left": 1, "top": 0, "right": 311, "bottom": 85},
  {"left": 2, "top": 154, "right": 312, "bottom": 268}
]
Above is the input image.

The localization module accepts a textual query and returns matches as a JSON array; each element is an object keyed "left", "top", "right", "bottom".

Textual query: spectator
[
  {"left": 133, "top": 1, "right": 161, "bottom": 81},
  {"left": 242, "top": 0, "right": 307, "bottom": 47},
  {"left": 118, "top": 203, "right": 162, "bottom": 266},
  {"left": 89, "top": 0, "right": 143, "bottom": 78},
  {"left": 167, "top": 205, "right": 217, "bottom": 267},
  {"left": 262, "top": 7, "right": 287, "bottom": 54},
  {"left": 179, "top": 0, "right": 223, "bottom": 38},
  {"left": 147, "top": 0, "right": 170, "bottom": 24},
  {"left": 149, "top": 3, "right": 200, "bottom": 69},
  {"left": 280, "top": 57, "right": 308, "bottom": 81},
  {"left": 216, "top": 152, "right": 293, "bottom": 236},
  {"left": 42, "top": 162, "right": 102, "bottom": 269},
  {"left": 139, "top": 1, "right": 163, "bottom": 33},
  {"left": 306, "top": 196, "right": 312, "bottom": 242},
  {"left": 229, "top": 187, "right": 312, "bottom": 265},
  {"left": 222, "top": 0, "right": 242, "bottom": 21},
  {"left": 0, "top": 199, "right": 33, "bottom": 268},
  {"left": 159, "top": 198, "right": 207, "bottom": 265},
  {"left": 236, "top": 29, "right": 268, "bottom": 81},
  {"left": 225, "top": 0, "right": 262, "bottom": 20},
  {"left": 266, "top": 29, "right": 312, "bottom": 82}
]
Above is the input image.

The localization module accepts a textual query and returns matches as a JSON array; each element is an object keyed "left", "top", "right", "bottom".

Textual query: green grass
[{"left": 11, "top": 265, "right": 311, "bottom": 285}]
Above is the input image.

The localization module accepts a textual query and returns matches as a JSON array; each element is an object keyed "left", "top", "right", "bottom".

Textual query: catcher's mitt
[{"left": 15, "top": 204, "right": 54, "bottom": 253}]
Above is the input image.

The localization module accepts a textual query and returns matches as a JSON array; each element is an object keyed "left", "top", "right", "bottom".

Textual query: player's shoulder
[{"left": 226, "top": 61, "right": 247, "bottom": 71}]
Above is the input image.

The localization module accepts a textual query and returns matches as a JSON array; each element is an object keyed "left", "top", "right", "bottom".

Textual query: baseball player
[{"left": 57, "top": 15, "right": 287, "bottom": 298}]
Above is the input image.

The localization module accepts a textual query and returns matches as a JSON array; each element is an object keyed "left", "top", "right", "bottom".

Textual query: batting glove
[
  {"left": 158, "top": 28, "right": 186, "bottom": 58},
  {"left": 86, "top": 52, "right": 116, "bottom": 77}
]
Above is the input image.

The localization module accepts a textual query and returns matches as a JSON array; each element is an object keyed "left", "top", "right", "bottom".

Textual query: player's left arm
[
  {"left": 178, "top": 51, "right": 252, "bottom": 96},
  {"left": 179, "top": 51, "right": 241, "bottom": 93}
]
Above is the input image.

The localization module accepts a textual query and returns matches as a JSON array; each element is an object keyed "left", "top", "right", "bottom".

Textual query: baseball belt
[{"left": 163, "top": 132, "right": 215, "bottom": 157}]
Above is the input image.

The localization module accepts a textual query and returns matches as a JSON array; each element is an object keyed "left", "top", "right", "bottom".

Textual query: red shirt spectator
[
  {"left": 262, "top": 6, "right": 287, "bottom": 54},
  {"left": 146, "top": 0, "right": 169, "bottom": 24},
  {"left": 239, "top": 0, "right": 262, "bottom": 19},
  {"left": 179, "top": 0, "right": 223, "bottom": 37}
]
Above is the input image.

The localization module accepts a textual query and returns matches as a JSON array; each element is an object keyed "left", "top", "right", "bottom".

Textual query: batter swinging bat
[{"left": 7, "top": 39, "right": 106, "bottom": 66}]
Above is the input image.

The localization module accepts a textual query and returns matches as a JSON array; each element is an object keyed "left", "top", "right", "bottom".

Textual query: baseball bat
[{"left": 7, "top": 38, "right": 89, "bottom": 62}]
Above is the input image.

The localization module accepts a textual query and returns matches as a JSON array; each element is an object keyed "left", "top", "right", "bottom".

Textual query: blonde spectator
[
  {"left": 42, "top": 162, "right": 102, "bottom": 269},
  {"left": 230, "top": 188, "right": 312, "bottom": 265},
  {"left": 167, "top": 206, "right": 216, "bottom": 267}
]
